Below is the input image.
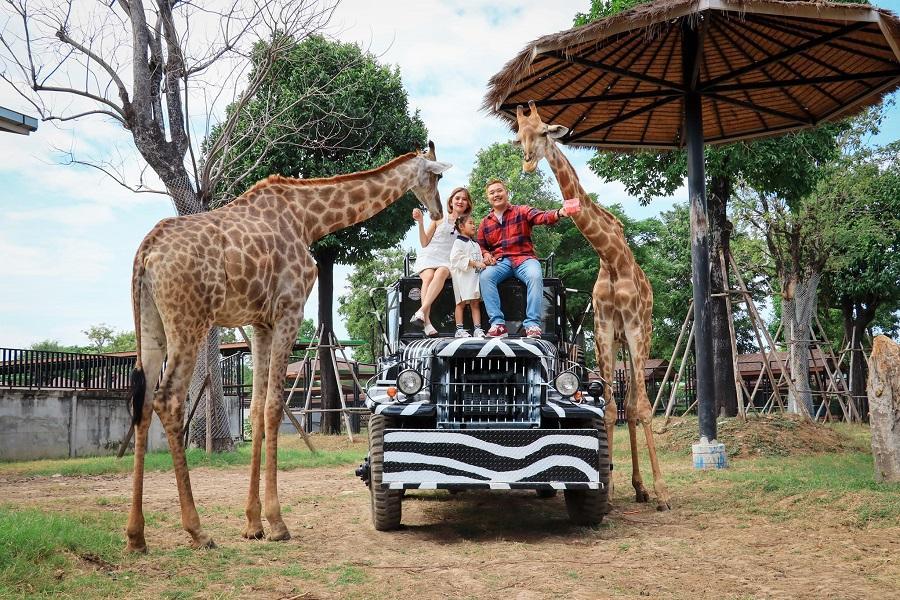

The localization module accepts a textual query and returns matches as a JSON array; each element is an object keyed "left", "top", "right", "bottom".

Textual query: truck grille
[{"left": 436, "top": 356, "right": 542, "bottom": 428}]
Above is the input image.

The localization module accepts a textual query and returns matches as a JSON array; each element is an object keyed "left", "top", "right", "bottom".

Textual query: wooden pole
[
  {"left": 663, "top": 322, "right": 696, "bottom": 427},
  {"left": 718, "top": 249, "right": 746, "bottom": 420},
  {"left": 651, "top": 301, "right": 693, "bottom": 414}
]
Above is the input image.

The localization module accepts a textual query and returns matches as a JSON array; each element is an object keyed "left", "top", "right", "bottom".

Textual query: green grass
[
  {"left": 670, "top": 451, "right": 900, "bottom": 526},
  {"left": 0, "top": 443, "right": 365, "bottom": 478},
  {"left": 0, "top": 506, "right": 131, "bottom": 598}
]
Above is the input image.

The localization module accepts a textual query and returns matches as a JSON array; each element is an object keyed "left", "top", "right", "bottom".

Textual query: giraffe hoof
[
  {"left": 267, "top": 525, "right": 291, "bottom": 542},
  {"left": 242, "top": 527, "right": 265, "bottom": 540},
  {"left": 125, "top": 541, "right": 148, "bottom": 554},
  {"left": 192, "top": 536, "right": 217, "bottom": 550},
  {"left": 634, "top": 489, "right": 651, "bottom": 503},
  {"left": 657, "top": 501, "right": 672, "bottom": 512}
]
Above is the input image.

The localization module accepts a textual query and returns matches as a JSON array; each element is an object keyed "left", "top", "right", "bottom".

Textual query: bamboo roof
[{"left": 484, "top": 0, "right": 900, "bottom": 149}]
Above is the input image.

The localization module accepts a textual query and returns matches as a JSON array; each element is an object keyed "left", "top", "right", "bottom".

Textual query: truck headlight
[
  {"left": 396, "top": 369, "right": 423, "bottom": 396},
  {"left": 554, "top": 372, "right": 579, "bottom": 397}
]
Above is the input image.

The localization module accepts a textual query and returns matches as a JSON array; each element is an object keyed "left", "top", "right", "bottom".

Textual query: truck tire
[
  {"left": 564, "top": 418, "right": 610, "bottom": 525},
  {"left": 369, "top": 414, "right": 402, "bottom": 530}
]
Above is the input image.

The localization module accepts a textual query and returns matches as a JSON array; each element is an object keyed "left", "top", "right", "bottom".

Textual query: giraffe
[
  {"left": 515, "top": 101, "right": 670, "bottom": 511},
  {"left": 125, "top": 143, "right": 450, "bottom": 552}
]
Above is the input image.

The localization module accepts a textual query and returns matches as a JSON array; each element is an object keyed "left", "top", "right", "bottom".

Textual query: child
[{"left": 449, "top": 214, "right": 486, "bottom": 338}]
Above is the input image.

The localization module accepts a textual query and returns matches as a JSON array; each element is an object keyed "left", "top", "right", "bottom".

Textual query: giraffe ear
[
  {"left": 510, "top": 138, "right": 521, "bottom": 146},
  {"left": 546, "top": 124, "right": 569, "bottom": 139},
  {"left": 425, "top": 160, "right": 452, "bottom": 174}
]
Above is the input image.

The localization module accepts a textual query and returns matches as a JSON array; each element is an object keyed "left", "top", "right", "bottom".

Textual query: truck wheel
[
  {"left": 369, "top": 414, "right": 402, "bottom": 530},
  {"left": 564, "top": 418, "right": 610, "bottom": 525}
]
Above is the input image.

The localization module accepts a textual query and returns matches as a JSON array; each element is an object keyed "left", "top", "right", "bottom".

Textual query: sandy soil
[{"left": 5, "top": 447, "right": 899, "bottom": 600}]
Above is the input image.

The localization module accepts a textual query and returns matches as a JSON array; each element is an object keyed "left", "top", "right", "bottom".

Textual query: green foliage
[
  {"left": 338, "top": 246, "right": 406, "bottom": 363},
  {"left": 207, "top": 35, "right": 427, "bottom": 265},
  {"left": 32, "top": 324, "right": 136, "bottom": 354},
  {"left": 574, "top": 0, "right": 648, "bottom": 25},
  {"left": 818, "top": 142, "right": 900, "bottom": 337},
  {"left": 297, "top": 318, "right": 316, "bottom": 341},
  {"left": 467, "top": 141, "right": 563, "bottom": 257}
]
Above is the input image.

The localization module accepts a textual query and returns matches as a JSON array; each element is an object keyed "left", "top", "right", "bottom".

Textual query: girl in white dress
[
  {"left": 449, "top": 214, "right": 486, "bottom": 338},
  {"left": 411, "top": 187, "right": 472, "bottom": 336}
]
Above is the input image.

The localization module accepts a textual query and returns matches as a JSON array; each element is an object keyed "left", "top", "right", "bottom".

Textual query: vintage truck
[{"left": 356, "top": 256, "right": 610, "bottom": 529}]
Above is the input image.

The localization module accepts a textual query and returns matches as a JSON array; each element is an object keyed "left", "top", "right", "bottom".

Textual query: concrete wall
[{"left": 0, "top": 389, "right": 241, "bottom": 461}]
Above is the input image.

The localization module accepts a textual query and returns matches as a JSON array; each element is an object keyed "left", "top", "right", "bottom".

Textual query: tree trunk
[
  {"left": 842, "top": 299, "right": 878, "bottom": 422},
  {"left": 782, "top": 273, "right": 819, "bottom": 417},
  {"left": 868, "top": 336, "right": 900, "bottom": 483},
  {"left": 315, "top": 247, "right": 341, "bottom": 435},
  {"left": 709, "top": 174, "right": 738, "bottom": 417}
]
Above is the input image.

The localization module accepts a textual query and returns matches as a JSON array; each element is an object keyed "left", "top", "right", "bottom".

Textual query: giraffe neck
[
  {"left": 271, "top": 154, "right": 420, "bottom": 242},
  {"left": 543, "top": 142, "right": 632, "bottom": 265}
]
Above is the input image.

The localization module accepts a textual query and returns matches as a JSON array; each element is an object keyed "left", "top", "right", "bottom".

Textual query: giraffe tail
[
  {"left": 130, "top": 249, "right": 146, "bottom": 426},
  {"left": 130, "top": 368, "right": 146, "bottom": 426}
]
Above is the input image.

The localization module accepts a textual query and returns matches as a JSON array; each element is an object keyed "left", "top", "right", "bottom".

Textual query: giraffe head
[
  {"left": 514, "top": 100, "right": 569, "bottom": 173},
  {"left": 412, "top": 140, "right": 452, "bottom": 218}
]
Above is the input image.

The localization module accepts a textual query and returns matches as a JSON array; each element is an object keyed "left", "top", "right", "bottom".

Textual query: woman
[{"left": 410, "top": 186, "right": 473, "bottom": 336}]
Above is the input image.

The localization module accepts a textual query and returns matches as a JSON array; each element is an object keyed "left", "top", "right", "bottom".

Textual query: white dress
[
  {"left": 412, "top": 218, "right": 456, "bottom": 273},
  {"left": 450, "top": 236, "right": 482, "bottom": 303}
]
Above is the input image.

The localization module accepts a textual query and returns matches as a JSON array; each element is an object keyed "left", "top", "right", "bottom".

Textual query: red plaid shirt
[{"left": 477, "top": 204, "right": 560, "bottom": 267}]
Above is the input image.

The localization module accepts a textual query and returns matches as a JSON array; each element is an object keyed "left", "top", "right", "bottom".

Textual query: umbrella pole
[{"left": 683, "top": 21, "right": 725, "bottom": 469}]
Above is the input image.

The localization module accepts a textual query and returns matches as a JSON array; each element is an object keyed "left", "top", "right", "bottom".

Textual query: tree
[
  {"left": 297, "top": 318, "right": 316, "bottom": 341},
  {"left": 207, "top": 35, "right": 427, "bottom": 434},
  {"left": 818, "top": 142, "right": 900, "bottom": 408},
  {"left": 1, "top": 0, "right": 342, "bottom": 451},
  {"left": 82, "top": 324, "right": 117, "bottom": 353},
  {"left": 30, "top": 340, "right": 81, "bottom": 353},
  {"left": 338, "top": 246, "right": 407, "bottom": 364}
]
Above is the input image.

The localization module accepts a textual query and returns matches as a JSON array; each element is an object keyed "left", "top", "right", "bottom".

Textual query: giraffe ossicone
[
  {"left": 515, "top": 101, "right": 671, "bottom": 511},
  {"left": 125, "top": 143, "right": 450, "bottom": 552}
]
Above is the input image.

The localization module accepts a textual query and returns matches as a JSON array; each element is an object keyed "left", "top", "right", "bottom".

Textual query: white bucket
[{"left": 692, "top": 438, "right": 728, "bottom": 469}]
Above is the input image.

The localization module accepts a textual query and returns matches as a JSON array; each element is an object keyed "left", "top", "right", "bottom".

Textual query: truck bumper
[{"left": 381, "top": 428, "right": 602, "bottom": 490}]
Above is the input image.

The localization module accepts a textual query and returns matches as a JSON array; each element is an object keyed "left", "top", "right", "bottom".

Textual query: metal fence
[{"left": 0, "top": 348, "right": 135, "bottom": 390}]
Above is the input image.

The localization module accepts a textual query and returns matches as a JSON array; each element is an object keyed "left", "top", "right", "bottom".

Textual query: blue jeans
[{"left": 479, "top": 257, "right": 544, "bottom": 329}]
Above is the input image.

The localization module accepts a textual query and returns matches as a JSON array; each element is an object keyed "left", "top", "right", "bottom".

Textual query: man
[{"left": 477, "top": 178, "right": 579, "bottom": 338}]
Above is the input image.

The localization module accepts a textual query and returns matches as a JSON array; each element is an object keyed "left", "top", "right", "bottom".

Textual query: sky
[{"left": 1, "top": 0, "right": 899, "bottom": 349}]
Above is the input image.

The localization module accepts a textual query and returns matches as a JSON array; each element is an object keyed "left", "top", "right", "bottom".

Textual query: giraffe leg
[
  {"left": 593, "top": 302, "right": 617, "bottom": 504},
  {"left": 125, "top": 356, "right": 159, "bottom": 553},
  {"left": 626, "top": 334, "right": 671, "bottom": 511},
  {"left": 262, "top": 316, "right": 303, "bottom": 541},
  {"left": 156, "top": 331, "right": 215, "bottom": 548},
  {"left": 126, "top": 289, "right": 166, "bottom": 553},
  {"left": 242, "top": 325, "right": 272, "bottom": 540},
  {"left": 626, "top": 384, "right": 651, "bottom": 503}
]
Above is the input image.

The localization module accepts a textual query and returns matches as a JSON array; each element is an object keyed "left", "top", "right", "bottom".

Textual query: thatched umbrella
[{"left": 484, "top": 0, "right": 900, "bottom": 447}]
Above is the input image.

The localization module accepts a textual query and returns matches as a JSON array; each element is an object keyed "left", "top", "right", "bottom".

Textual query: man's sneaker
[
  {"left": 486, "top": 324, "right": 508, "bottom": 338},
  {"left": 525, "top": 326, "right": 542, "bottom": 338},
  {"left": 410, "top": 310, "right": 425, "bottom": 327},
  {"left": 424, "top": 323, "right": 438, "bottom": 337},
  {"left": 472, "top": 327, "right": 486, "bottom": 339},
  {"left": 454, "top": 328, "right": 471, "bottom": 338}
]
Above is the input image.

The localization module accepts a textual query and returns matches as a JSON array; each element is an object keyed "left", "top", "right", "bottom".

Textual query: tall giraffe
[
  {"left": 516, "top": 102, "right": 670, "bottom": 511},
  {"left": 125, "top": 143, "right": 450, "bottom": 552}
]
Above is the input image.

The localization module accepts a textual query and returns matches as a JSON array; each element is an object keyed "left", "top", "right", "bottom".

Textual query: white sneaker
[
  {"left": 472, "top": 327, "right": 485, "bottom": 338},
  {"left": 454, "top": 328, "right": 471, "bottom": 338},
  {"left": 424, "top": 323, "right": 438, "bottom": 337}
]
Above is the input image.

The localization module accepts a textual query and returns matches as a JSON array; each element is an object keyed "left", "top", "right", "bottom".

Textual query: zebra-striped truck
[{"left": 356, "top": 257, "right": 611, "bottom": 529}]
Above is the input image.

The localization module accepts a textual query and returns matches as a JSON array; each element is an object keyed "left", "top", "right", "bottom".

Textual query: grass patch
[
  {"left": 0, "top": 506, "right": 129, "bottom": 598},
  {"left": 0, "top": 441, "right": 366, "bottom": 478},
  {"left": 672, "top": 451, "right": 900, "bottom": 526}
]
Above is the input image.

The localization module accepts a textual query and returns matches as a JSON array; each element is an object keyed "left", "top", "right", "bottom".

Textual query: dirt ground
[{"left": 5, "top": 431, "right": 899, "bottom": 600}]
